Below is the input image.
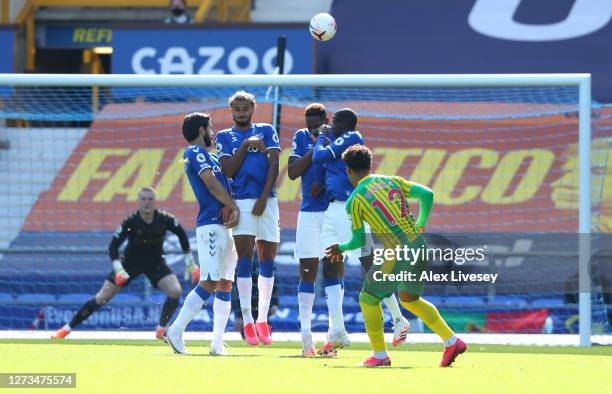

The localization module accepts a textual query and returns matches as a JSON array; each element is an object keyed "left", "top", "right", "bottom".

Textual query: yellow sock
[
  {"left": 359, "top": 298, "right": 387, "bottom": 353},
  {"left": 400, "top": 297, "right": 454, "bottom": 341}
]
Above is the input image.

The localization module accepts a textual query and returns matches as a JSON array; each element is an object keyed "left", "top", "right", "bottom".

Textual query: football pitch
[{"left": 0, "top": 340, "right": 610, "bottom": 394}]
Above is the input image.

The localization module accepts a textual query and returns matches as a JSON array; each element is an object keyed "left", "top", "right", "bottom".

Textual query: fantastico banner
[{"left": 21, "top": 102, "right": 612, "bottom": 233}]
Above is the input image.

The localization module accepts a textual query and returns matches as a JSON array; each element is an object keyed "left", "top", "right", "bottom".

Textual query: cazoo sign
[{"left": 112, "top": 27, "right": 311, "bottom": 75}]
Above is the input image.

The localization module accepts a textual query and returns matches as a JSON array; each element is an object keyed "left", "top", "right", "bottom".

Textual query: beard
[
  {"left": 233, "top": 116, "right": 251, "bottom": 127},
  {"left": 203, "top": 133, "right": 212, "bottom": 147}
]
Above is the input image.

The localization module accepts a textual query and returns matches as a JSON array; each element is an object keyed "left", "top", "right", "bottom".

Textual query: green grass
[{"left": 0, "top": 340, "right": 610, "bottom": 394}]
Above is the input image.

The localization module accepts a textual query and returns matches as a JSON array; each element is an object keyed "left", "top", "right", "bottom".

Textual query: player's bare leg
[
  {"left": 360, "top": 254, "right": 409, "bottom": 346},
  {"left": 399, "top": 292, "right": 466, "bottom": 367},
  {"left": 156, "top": 274, "right": 182, "bottom": 339},
  {"left": 317, "top": 257, "right": 348, "bottom": 356},
  {"left": 234, "top": 234, "right": 259, "bottom": 345},
  {"left": 52, "top": 280, "right": 121, "bottom": 339},
  {"left": 298, "top": 257, "right": 318, "bottom": 356},
  {"left": 254, "top": 239, "right": 278, "bottom": 345}
]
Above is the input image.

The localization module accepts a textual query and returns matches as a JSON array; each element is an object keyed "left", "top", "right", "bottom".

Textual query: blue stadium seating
[
  {"left": 0, "top": 293, "right": 13, "bottom": 303},
  {"left": 111, "top": 294, "right": 142, "bottom": 303},
  {"left": 490, "top": 296, "right": 528, "bottom": 308},
  {"left": 444, "top": 296, "right": 485, "bottom": 306},
  {"left": 57, "top": 293, "right": 91, "bottom": 304},
  {"left": 15, "top": 293, "right": 56, "bottom": 304},
  {"left": 530, "top": 298, "right": 565, "bottom": 308}
]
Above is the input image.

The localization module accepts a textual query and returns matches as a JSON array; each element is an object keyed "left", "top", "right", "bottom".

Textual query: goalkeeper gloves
[
  {"left": 183, "top": 253, "right": 200, "bottom": 284},
  {"left": 112, "top": 259, "right": 130, "bottom": 286}
]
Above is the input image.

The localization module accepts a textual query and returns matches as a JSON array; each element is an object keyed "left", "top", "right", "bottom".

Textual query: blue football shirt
[
  {"left": 216, "top": 123, "right": 281, "bottom": 200},
  {"left": 312, "top": 129, "right": 364, "bottom": 201},
  {"left": 183, "top": 144, "right": 231, "bottom": 227},
  {"left": 289, "top": 128, "right": 328, "bottom": 212}
]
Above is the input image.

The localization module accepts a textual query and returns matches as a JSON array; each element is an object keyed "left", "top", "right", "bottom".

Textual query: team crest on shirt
[
  {"left": 216, "top": 143, "right": 223, "bottom": 152},
  {"left": 196, "top": 153, "right": 206, "bottom": 163},
  {"left": 272, "top": 132, "right": 279, "bottom": 143},
  {"left": 291, "top": 141, "right": 297, "bottom": 152},
  {"left": 335, "top": 137, "right": 345, "bottom": 146}
]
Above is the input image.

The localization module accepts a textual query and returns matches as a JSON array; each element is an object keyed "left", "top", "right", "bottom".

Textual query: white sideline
[{"left": 1, "top": 330, "right": 610, "bottom": 347}]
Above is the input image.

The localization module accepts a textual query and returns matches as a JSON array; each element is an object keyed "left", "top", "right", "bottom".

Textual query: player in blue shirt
[
  {"left": 164, "top": 112, "right": 240, "bottom": 356},
  {"left": 312, "top": 108, "right": 410, "bottom": 355},
  {"left": 216, "top": 91, "right": 281, "bottom": 346},
  {"left": 287, "top": 103, "right": 333, "bottom": 356}
]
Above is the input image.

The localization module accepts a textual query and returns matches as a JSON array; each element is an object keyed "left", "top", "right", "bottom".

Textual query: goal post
[{"left": 0, "top": 73, "right": 595, "bottom": 346}]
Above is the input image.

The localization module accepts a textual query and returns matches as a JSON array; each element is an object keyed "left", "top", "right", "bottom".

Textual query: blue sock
[
  {"left": 324, "top": 277, "right": 340, "bottom": 287},
  {"left": 215, "top": 291, "right": 231, "bottom": 301},
  {"left": 194, "top": 285, "right": 211, "bottom": 302},
  {"left": 259, "top": 260, "right": 274, "bottom": 278},
  {"left": 298, "top": 281, "right": 315, "bottom": 293},
  {"left": 236, "top": 258, "right": 253, "bottom": 278}
]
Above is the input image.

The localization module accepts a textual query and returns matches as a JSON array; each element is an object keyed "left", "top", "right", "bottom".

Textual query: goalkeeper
[
  {"left": 325, "top": 145, "right": 467, "bottom": 367},
  {"left": 52, "top": 186, "right": 196, "bottom": 340}
]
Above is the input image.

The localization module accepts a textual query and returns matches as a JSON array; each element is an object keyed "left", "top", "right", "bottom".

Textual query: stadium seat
[
  {"left": 0, "top": 292, "right": 13, "bottom": 303},
  {"left": 15, "top": 293, "right": 56, "bottom": 304},
  {"left": 111, "top": 294, "right": 142, "bottom": 303},
  {"left": 490, "top": 296, "right": 528, "bottom": 308},
  {"left": 278, "top": 295, "right": 298, "bottom": 308},
  {"left": 145, "top": 293, "right": 167, "bottom": 304},
  {"left": 444, "top": 296, "right": 485, "bottom": 306},
  {"left": 58, "top": 293, "right": 91, "bottom": 304},
  {"left": 530, "top": 298, "right": 565, "bottom": 308}
]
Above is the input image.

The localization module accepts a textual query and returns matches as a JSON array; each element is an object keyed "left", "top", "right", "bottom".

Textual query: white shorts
[
  {"left": 196, "top": 224, "right": 238, "bottom": 282},
  {"left": 233, "top": 197, "right": 280, "bottom": 243},
  {"left": 320, "top": 201, "right": 373, "bottom": 260},
  {"left": 294, "top": 211, "right": 325, "bottom": 259}
]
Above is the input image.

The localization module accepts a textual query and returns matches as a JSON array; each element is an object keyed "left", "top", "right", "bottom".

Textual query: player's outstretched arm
[
  {"left": 107, "top": 218, "right": 129, "bottom": 261},
  {"left": 405, "top": 181, "right": 434, "bottom": 230}
]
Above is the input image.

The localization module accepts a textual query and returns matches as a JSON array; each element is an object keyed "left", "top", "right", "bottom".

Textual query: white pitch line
[{"left": 1, "top": 330, "right": 610, "bottom": 347}]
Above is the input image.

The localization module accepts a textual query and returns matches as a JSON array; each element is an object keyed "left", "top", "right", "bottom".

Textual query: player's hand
[
  {"left": 224, "top": 207, "right": 240, "bottom": 228},
  {"left": 309, "top": 183, "right": 323, "bottom": 198},
  {"left": 316, "top": 124, "right": 332, "bottom": 136},
  {"left": 220, "top": 206, "right": 232, "bottom": 223},
  {"left": 114, "top": 269, "right": 130, "bottom": 287},
  {"left": 246, "top": 136, "right": 267, "bottom": 152},
  {"left": 325, "top": 244, "right": 344, "bottom": 263},
  {"left": 183, "top": 253, "right": 199, "bottom": 284},
  {"left": 252, "top": 198, "right": 267, "bottom": 216}
]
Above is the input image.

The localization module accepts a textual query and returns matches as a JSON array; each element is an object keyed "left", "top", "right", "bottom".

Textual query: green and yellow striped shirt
[{"left": 338, "top": 174, "right": 433, "bottom": 252}]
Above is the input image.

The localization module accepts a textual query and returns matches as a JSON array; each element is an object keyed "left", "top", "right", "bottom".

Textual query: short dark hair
[
  {"left": 182, "top": 112, "right": 210, "bottom": 142},
  {"left": 342, "top": 144, "right": 372, "bottom": 171},
  {"left": 304, "top": 103, "right": 326, "bottom": 118},
  {"left": 334, "top": 108, "right": 357, "bottom": 131}
]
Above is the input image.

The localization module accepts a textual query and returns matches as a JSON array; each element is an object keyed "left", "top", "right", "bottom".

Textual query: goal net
[{"left": 0, "top": 74, "right": 608, "bottom": 345}]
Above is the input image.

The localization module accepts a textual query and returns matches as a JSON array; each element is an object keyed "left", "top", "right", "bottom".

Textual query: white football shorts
[
  {"left": 294, "top": 210, "right": 325, "bottom": 259},
  {"left": 320, "top": 201, "right": 373, "bottom": 260},
  {"left": 196, "top": 224, "right": 238, "bottom": 281},
  {"left": 233, "top": 197, "right": 280, "bottom": 243}
]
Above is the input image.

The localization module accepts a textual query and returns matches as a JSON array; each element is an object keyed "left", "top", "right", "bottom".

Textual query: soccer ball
[{"left": 309, "top": 13, "right": 336, "bottom": 42}]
